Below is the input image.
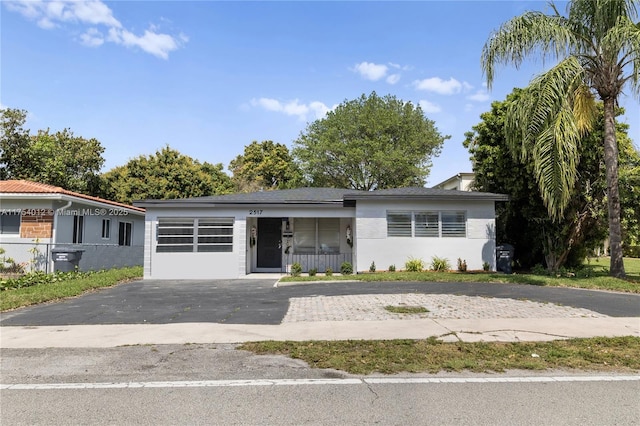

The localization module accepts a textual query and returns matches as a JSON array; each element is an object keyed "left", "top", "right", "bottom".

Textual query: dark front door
[{"left": 257, "top": 218, "right": 282, "bottom": 269}]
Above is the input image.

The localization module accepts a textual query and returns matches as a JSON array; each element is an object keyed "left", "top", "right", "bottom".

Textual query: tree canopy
[
  {"left": 481, "top": 0, "right": 640, "bottom": 277},
  {"left": 463, "top": 91, "right": 639, "bottom": 271},
  {"left": 102, "top": 145, "right": 233, "bottom": 204},
  {"left": 292, "top": 92, "right": 447, "bottom": 190},
  {"left": 229, "top": 140, "right": 303, "bottom": 192},
  {"left": 1, "top": 108, "right": 105, "bottom": 195}
]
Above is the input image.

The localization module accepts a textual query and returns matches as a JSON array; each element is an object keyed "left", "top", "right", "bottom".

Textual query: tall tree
[
  {"left": 465, "top": 91, "right": 634, "bottom": 271},
  {"left": 229, "top": 140, "right": 303, "bottom": 192},
  {"left": 292, "top": 92, "right": 447, "bottom": 190},
  {"left": 102, "top": 145, "right": 233, "bottom": 204},
  {"left": 0, "top": 108, "right": 105, "bottom": 195},
  {"left": 481, "top": 0, "right": 639, "bottom": 277}
]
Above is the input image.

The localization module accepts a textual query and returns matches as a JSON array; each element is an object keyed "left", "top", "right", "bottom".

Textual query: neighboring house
[
  {"left": 135, "top": 187, "right": 508, "bottom": 279},
  {"left": 432, "top": 172, "right": 475, "bottom": 191},
  {"left": 0, "top": 180, "right": 145, "bottom": 272}
]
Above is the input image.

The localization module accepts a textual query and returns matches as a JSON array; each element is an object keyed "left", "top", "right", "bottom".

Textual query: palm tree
[{"left": 482, "top": 0, "right": 639, "bottom": 278}]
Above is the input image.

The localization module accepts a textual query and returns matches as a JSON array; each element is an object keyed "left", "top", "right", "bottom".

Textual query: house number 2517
[{"left": 249, "top": 209, "right": 263, "bottom": 215}]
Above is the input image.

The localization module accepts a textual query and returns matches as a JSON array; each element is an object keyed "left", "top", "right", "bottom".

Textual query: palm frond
[
  {"left": 601, "top": 15, "right": 640, "bottom": 98},
  {"left": 482, "top": 12, "right": 575, "bottom": 88},
  {"left": 503, "top": 57, "right": 588, "bottom": 219},
  {"left": 572, "top": 83, "right": 597, "bottom": 133},
  {"left": 531, "top": 105, "right": 581, "bottom": 219}
]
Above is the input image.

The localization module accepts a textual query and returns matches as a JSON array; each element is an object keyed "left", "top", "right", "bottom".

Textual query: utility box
[
  {"left": 52, "top": 249, "right": 84, "bottom": 272},
  {"left": 496, "top": 244, "right": 514, "bottom": 274}
]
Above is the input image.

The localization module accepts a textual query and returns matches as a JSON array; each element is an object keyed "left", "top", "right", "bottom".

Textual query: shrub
[
  {"left": 325, "top": 267, "right": 333, "bottom": 277},
  {"left": 457, "top": 258, "right": 467, "bottom": 272},
  {"left": 405, "top": 257, "right": 425, "bottom": 272},
  {"left": 369, "top": 261, "right": 376, "bottom": 273},
  {"left": 431, "top": 256, "right": 450, "bottom": 272},
  {"left": 0, "top": 248, "right": 25, "bottom": 274},
  {"left": 1, "top": 269, "right": 92, "bottom": 291},
  {"left": 308, "top": 268, "right": 317, "bottom": 277},
  {"left": 388, "top": 264, "right": 396, "bottom": 272},
  {"left": 531, "top": 264, "right": 548, "bottom": 276},
  {"left": 340, "top": 262, "right": 353, "bottom": 275},
  {"left": 290, "top": 262, "right": 302, "bottom": 277},
  {"left": 482, "top": 261, "right": 490, "bottom": 272},
  {"left": 624, "top": 245, "right": 640, "bottom": 258}
]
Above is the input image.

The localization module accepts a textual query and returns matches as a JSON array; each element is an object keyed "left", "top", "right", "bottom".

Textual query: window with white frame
[
  {"left": 118, "top": 222, "right": 132, "bottom": 246},
  {"left": 156, "top": 218, "right": 233, "bottom": 253},
  {"left": 441, "top": 212, "right": 466, "bottom": 237},
  {"left": 387, "top": 212, "right": 412, "bottom": 237},
  {"left": 197, "top": 218, "right": 233, "bottom": 252},
  {"left": 101, "top": 219, "right": 111, "bottom": 239},
  {"left": 73, "top": 216, "right": 84, "bottom": 243},
  {"left": 293, "top": 218, "right": 340, "bottom": 254},
  {"left": 387, "top": 211, "right": 466, "bottom": 238}
]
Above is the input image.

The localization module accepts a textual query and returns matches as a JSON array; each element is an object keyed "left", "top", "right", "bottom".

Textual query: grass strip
[
  {"left": 239, "top": 336, "right": 640, "bottom": 375},
  {"left": 0, "top": 266, "right": 142, "bottom": 311},
  {"left": 279, "top": 258, "right": 640, "bottom": 293}
]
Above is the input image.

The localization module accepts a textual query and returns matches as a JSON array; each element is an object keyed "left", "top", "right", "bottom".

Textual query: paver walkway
[{"left": 283, "top": 293, "right": 609, "bottom": 322}]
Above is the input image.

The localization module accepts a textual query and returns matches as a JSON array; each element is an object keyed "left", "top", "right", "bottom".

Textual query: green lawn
[
  {"left": 240, "top": 336, "right": 640, "bottom": 375},
  {"left": 280, "top": 257, "right": 640, "bottom": 293},
  {"left": 0, "top": 266, "right": 142, "bottom": 311}
]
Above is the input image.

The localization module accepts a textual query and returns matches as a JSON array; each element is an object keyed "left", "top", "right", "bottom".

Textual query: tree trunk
[{"left": 602, "top": 97, "right": 626, "bottom": 278}]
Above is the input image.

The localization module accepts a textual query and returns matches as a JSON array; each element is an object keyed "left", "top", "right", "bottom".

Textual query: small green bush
[
  {"left": 290, "top": 262, "right": 302, "bottom": 277},
  {"left": 624, "top": 245, "right": 640, "bottom": 258},
  {"left": 340, "top": 262, "right": 353, "bottom": 275},
  {"left": 308, "top": 268, "right": 317, "bottom": 277},
  {"left": 388, "top": 264, "right": 396, "bottom": 272},
  {"left": 1, "top": 269, "right": 93, "bottom": 291},
  {"left": 457, "top": 258, "right": 467, "bottom": 272},
  {"left": 325, "top": 267, "right": 333, "bottom": 277},
  {"left": 531, "top": 264, "right": 548, "bottom": 276},
  {"left": 482, "top": 261, "right": 490, "bottom": 271},
  {"left": 405, "top": 257, "right": 425, "bottom": 272},
  {"left": 431, "top": 256, "right": 450, "bottom": 272},
  {"left": 369, "top": 261, "right": 376, "bottom": 273}
]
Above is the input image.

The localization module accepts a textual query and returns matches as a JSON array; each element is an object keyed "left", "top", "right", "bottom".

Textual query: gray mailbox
[
  {"left": 496, "top": 244, "right": 514, "bottom": 274},
  {"left": 52, "top": 248, "right": 84, "bottom": 272}
]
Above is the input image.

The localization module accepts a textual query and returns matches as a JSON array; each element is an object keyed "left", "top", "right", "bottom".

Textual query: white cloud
[
  {"left": 419, "top": 100, "right": 442, "bottom": 114},
  {"left": 388, "top": 62, "right": 411, "bottom": 71},
  {"left": 80, "top": 27, "right": 104, "bottom": 47},
  {"left": 467, "top": 90, "right": 491, "bottom": 102},
  {"left": 352, "top": 61, "right": 388, "bottom": 81},
  {"left": 250, "top": 98, "right": 333, "bottom": 121},
  {"left": 413, "top": 77, "right": 470, "bottom": 95},
  {"left": 386, "top": 74, "right": 400, "bottom": 85},
  {"left": 6, "top": 0, "right": 185, "bottom": 59}
]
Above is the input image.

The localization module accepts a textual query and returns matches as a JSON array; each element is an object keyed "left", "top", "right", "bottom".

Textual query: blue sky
[{"left": 2, "top": 0, "right": 638, "bottom": 187}]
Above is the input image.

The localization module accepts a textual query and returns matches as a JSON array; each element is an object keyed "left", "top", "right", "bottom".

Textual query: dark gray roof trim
[
  {"left": 344, "top": 187, "right": 509, "bottom": 201},
  {"left": 134, "top": 187, "right": 508, "bottom": 208},
  {"left": 134, "top": 188, "right": 363, "bottom": 207}
]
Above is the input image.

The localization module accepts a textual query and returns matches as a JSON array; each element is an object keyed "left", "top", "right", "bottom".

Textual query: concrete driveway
[{"left": 1, "top": 279, "right": 639, "bottom": 326}]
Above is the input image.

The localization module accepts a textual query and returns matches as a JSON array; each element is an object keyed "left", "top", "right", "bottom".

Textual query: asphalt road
[
  {"left": 1, "top": 279, "right": 639, "bottom": 326},
  {"left": 2, "top": 345, "right": 639, "bottom": 425}
]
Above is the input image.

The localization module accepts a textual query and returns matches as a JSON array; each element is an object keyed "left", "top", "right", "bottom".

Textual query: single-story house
[
  {"left": 134, "top": 187, "right": 508, "bottom": 280},
  {"left": 0, "top": 180, "right": 145, "bottom": 272}
]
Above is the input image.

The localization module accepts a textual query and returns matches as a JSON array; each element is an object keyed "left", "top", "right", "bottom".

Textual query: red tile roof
[{"left": 0, "top": 180, "right": 145, "bottom": 213}]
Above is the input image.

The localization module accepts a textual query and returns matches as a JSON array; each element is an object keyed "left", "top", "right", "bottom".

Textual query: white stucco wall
[
  {"left": 354, "top": 199, "right": 497, "bottom": 272},
  {"left": 143, "top": 204, "right": 356, "bottom": 280}
]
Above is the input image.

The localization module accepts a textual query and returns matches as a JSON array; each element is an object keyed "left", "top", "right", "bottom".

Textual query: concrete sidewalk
[{"left": 2, "top": 317, "right": 639, "bottom": 348}]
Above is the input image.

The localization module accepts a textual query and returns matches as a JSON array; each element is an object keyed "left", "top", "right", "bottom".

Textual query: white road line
[{"left": 1, "top": 376, "right": 638, "bottom": 390}]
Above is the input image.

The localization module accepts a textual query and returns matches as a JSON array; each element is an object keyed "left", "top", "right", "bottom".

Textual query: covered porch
[{"left": 248, "top": 216, "right": 354, "bottom": 274}]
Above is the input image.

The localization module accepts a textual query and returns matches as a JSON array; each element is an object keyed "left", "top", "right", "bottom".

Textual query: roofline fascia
[
  {"left": 1, "top": 193, "right": 145, "bottom": 215},
  {"left": 343, "top": 194, "right": 509, "bottom": 202},
  {"left": 133, "top": 200, "right": 348, "bottom": 208}
]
